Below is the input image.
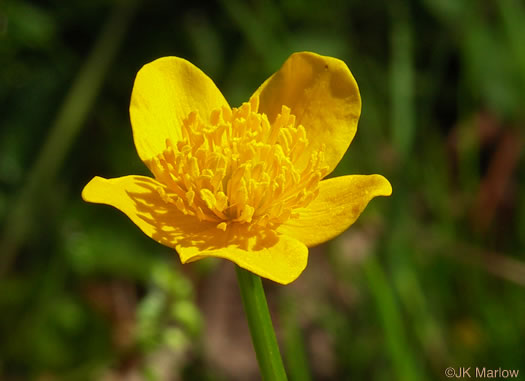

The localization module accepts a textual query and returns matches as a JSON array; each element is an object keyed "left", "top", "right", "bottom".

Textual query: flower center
[{"left": 149, "top": 96, "right": 328, "bottom": 231}]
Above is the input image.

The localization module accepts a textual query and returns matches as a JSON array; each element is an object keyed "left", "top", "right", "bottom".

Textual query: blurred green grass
[{"left": 1, "top": 0, "right": 524, "bottom": 380}]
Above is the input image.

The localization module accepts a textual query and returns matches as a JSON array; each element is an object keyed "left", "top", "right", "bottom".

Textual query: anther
[{"left": 152, "top": 96, "right": 326, "bottom": 231}]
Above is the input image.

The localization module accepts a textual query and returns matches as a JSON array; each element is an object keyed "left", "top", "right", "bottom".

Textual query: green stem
[{"left": 235, "top": 266, "right": 288, "bottom": 381}]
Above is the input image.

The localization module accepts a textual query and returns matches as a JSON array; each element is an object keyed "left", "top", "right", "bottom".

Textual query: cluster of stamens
[{"left": 148, "top": 96, "right": 328, "bottom": 231}]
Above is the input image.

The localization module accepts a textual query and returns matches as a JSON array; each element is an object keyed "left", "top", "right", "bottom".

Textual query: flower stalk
[{"left": 235, "top": 265, "right": 288, "bottom": 381}]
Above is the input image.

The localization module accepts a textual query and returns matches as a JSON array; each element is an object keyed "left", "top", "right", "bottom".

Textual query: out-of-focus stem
[{"left": 0, "top": 0, "right": 138, "bottom": 276}]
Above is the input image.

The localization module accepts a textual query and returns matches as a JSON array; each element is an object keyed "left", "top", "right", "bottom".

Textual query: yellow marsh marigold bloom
[{"left": 82, "top": 52, "right": 392, "bottom": 284}]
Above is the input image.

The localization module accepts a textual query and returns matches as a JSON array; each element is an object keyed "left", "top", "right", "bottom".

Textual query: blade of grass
[
  {"left": 375, "top": 2, "right": 425, "bottom": 379},
  {"left": 363, "top": 255, "right": 421, "bottom": 381},
  {"left": 390, "top": 1, "right": 415, "bottom": 161},
  {"left": 218, "top": 0, "right": 287, "bottom": 71},
  {"left": 498, "top": 0, "right": 525, "bottom": 118},
  {"left": 281, "top": 297, "right": 312, "bottom": 381},
  {"left": 0, "top": 0, "right": 138, "bottom": 276}
]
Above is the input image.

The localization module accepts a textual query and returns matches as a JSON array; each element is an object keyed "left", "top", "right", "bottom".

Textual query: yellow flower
[{"left": 82, "top": 52, "right": 392, "bottom": 284}]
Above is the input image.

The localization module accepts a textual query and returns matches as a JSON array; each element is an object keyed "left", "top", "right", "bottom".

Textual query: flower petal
[
  {"left": 277, "top": 174, "right": 392, "bottom": 247},
  {"left": 177, "top": 226, "right": 308, "bottom": 285},
  {"left": 82, "top": 175, "right": 214, "bottom": 247},
  {"left": 130, "top": 57, "right": 229, "bottom": 163},
  {"left": 82, "top": 176, "right": 308, "bottom": 284},
  {"left": 252, "top": 52, "right": 361, "bottom": 173}
]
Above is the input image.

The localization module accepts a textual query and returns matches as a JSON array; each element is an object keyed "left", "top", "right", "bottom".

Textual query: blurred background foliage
[{"left": 1, "top": 0, "right": 524, "bottom": 380}]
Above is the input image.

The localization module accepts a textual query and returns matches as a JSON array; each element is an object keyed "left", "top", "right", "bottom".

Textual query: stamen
[{"left": 148, "top": 96, "right": 328, "bottom": 230}]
